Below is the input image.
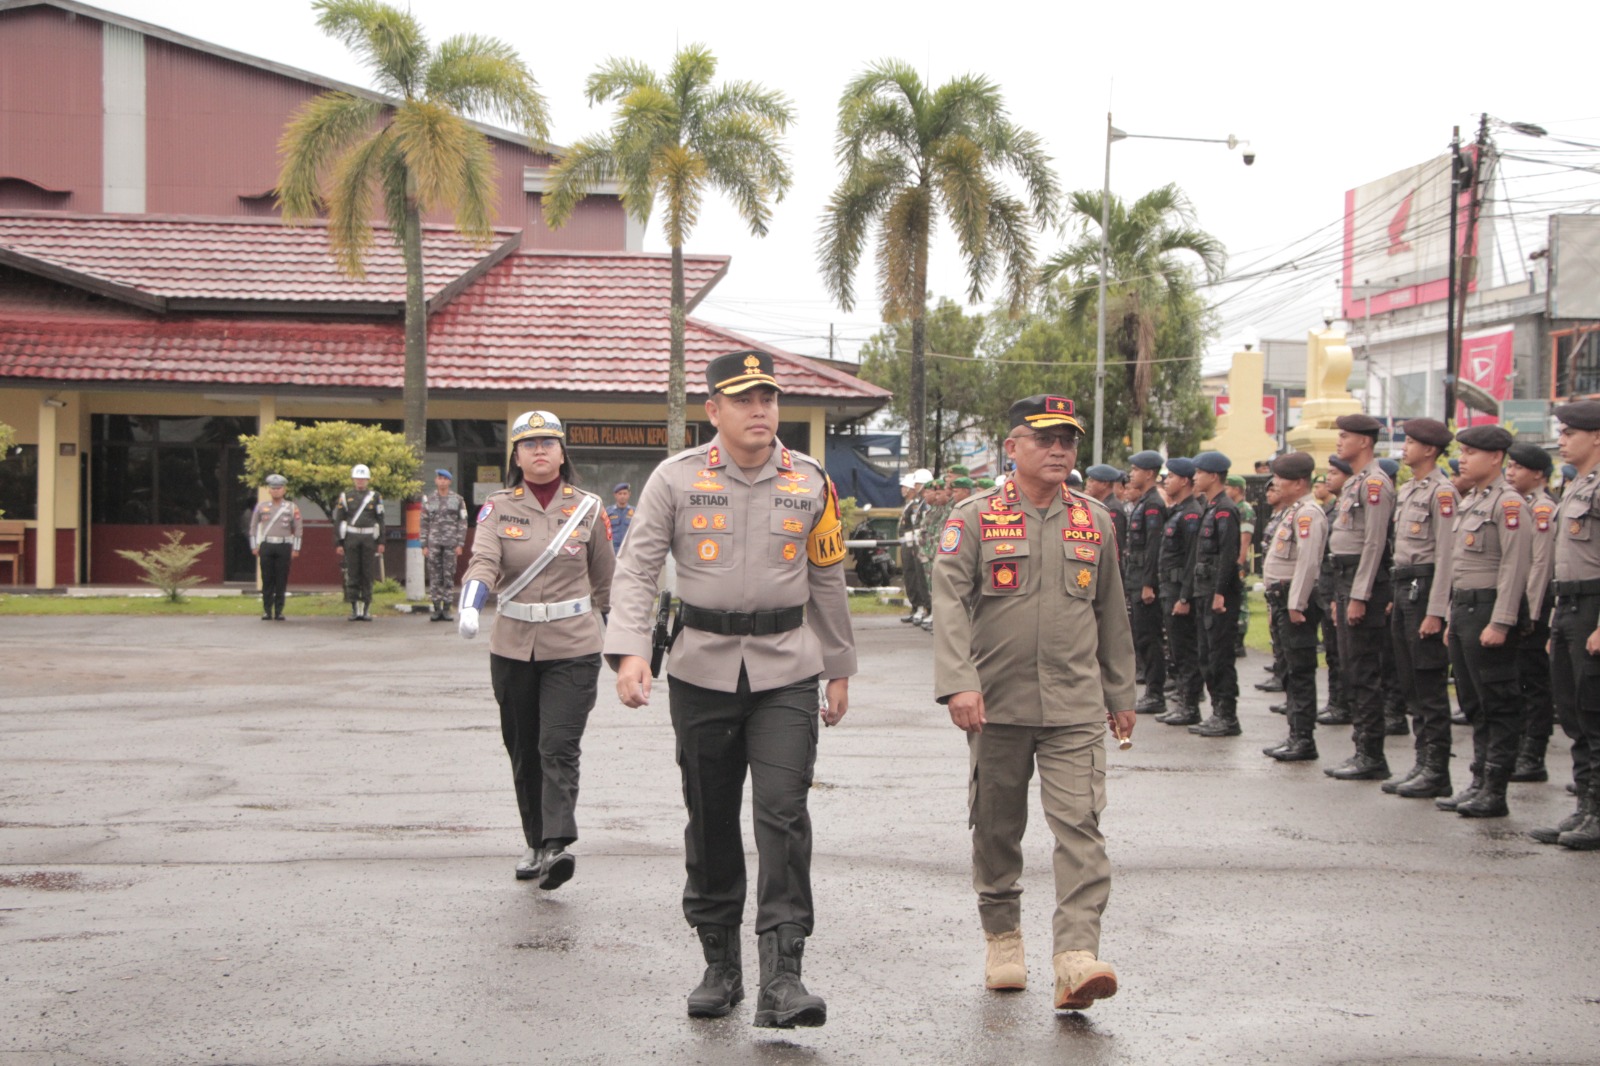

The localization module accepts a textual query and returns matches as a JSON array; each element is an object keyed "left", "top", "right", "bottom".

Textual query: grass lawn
[{"left": 0, "top": 590, "right": 413, "bottom": 617}]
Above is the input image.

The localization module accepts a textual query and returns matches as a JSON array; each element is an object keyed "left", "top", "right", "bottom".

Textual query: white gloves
[{"left": 458, "top": 606, "right": 480, "bottom": 640}]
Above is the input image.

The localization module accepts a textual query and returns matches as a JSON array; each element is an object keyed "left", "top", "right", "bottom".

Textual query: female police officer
[{"left": 458, "top": 410, "right": 615, "bottom": 888}]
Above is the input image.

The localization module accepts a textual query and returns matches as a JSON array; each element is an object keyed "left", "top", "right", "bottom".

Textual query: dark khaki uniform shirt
[
  {"left": 1554, "top": 468, "right": 1600, "bottom": 582},
  {"left": 931, "top": 481, "right": 1137, "bottom": 724},
  {"left": 1443, "top": 475, "right": 1530, "bottom": 629},
  {"left": 603, "top": 437, "right": 857, "bottom": 693},
  {"left": 332, "top": 485, "right": 384, "bottom": 546},
  {"left": 1526, "top": 487, "right": 1557, "bottom": 619},
  {"left": 1263, "top": 496, "right": 1327, "bottom": 612},
  {"left": 1392, "top": 465, "right": 1456, "bottom": 618},
  {"left": 1327, "top": 458, "right": 1395, "bottom": 601},
  {"left": 461, "top": 481, "right": 614, "bottom": 662}
]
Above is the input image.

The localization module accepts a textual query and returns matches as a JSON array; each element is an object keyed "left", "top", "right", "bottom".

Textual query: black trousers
[
  {"left": 1267, "top": 587, "right": 1322, "bottom": 738},
  {"left": 902, "top": 551, "right": 930, "bottom": 612},
  {"left": 258, "top": 543, "right": 292, "bottom": 615},
  {"left": 1549, "top": 594, "right": 1600, "bottom": 801},
  {"left": 1448, "top": 600, "right": 1525, "bottom": 773},
  {"left": 1129, "top": 592, "right": 1166, "bottom": 696},
  {"left": 1519, "top": 615, "right": 1553, "bottom": 740},
  {"left": 1318, "top": 581, "right": 1344, "bottom": 707},
  {"left": 668, "top": 669, "right": 819, "bottom": 935},
  {"left": 1334, "top": 571, "right": 1393, "bottom": 750},
  {"left": 490, "top": 652, "right": 601, "bottom": 849},
  {"left": 1390, "top": 575, "right": 1452, "bottom": 755},
  {"left": 1161, "top": 585, "right": 1201, "bottom": 707},
  {"left": 342, "top": 534, "right": 378, "bottom": 604},
  {"left": 1195, "top": 590, "right": 1241, "bottom": 708}
]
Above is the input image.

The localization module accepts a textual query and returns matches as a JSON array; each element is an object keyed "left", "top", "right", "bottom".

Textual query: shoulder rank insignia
[
  {"left": 706, "top": 445, "right": 722, "bottom": 468},
  {"left": 1003, "top": 480, "right": 1020, "bottom": 505},
  {"left": 778, "top": 447, "right": 793, "bottom": 470},
  {"left": 562, "top": 485, "right": 574, "bottom": 497},
  {"left": 513, "top": 487, "right": 525, "bottom": 498}
]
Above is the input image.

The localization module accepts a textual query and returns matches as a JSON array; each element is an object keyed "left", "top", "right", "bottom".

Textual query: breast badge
[
  {"left": 993, "top": 542, "right": 1017, "bottom": 555},
  {"left": 1074, "top": 545, "right": 1097, "bottom": 562},
  {"left": 693, "top": 480, "right": 725, "bottom": 491},
  {"left": 1571, "top": 520, "right": 1584, "bottom": 536},
  {"left": 776, "top": 482, "right": 812, "bottom": 495},
  {"left": 697, "top": 539, "right": 720, "bottom": 561},
  {"left": 712, "top": 514, "right": 728, "bottom": 530},
  {"left": 692, "top": 514, "right": 709, "bottom": 530},
  {"left": 783, "top": 517, "right": 804, "bottom": 534},
  {"left": 502, "top": 525, "right": 525, "bottom": 538},
  {"left": 783, "top": 543, "right": 798, "bottom": 561},
  {"left": 1465, "top": 532, "right": 1476, "bottom": 547},
  {"left": 990, "top": 561, "right": 1018, "bottom": 590},
  {"left": 1076, "top": 568, "right": 1093, "bottom": 589}
]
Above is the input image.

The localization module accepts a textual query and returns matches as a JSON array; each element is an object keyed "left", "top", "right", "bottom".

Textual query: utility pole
[
  {"left": 1445, "top": 125, "right": 1462, "bottom": 424},
  {"left": 828, "top": 323, "right": 835, "bottom": 360}
]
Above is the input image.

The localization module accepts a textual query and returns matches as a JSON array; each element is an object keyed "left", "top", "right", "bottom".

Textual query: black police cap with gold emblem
[
  {"left": 1008, "top": 395, "right": 1087, "bottom": 434},
  {"left": 706, "top": 350, "right": 782, "bottom": 395}
]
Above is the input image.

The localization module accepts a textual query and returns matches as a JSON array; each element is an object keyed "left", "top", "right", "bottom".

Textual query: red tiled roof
[
  {"left": 0, "top": 211, "right": 517, "bottom": 309},
  {"left": 0, "top": 246, "right": 890, "bottom": 405}
]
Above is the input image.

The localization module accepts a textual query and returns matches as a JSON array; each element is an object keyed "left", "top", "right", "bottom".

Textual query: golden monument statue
[{"left": 1284, "top": 327, "right": 1361, "bottom": 469}]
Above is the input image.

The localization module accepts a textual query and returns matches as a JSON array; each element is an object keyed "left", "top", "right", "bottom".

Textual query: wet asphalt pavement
[{"left": 2, "top": 611, "right": 1597, "bottom": 1065}]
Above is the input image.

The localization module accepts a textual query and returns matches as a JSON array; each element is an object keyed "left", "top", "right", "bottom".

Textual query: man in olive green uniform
[
  {"left": 1260, "top": 452, "right": 1326, "bottom": 761},
  {"left": 933, "top": 394, "right": 1136, "bottom": 1013},
  {"left": 1434, "top": 425, "right": 1530, "bottom": 818},
  {"left": 420, "top": 468, "right": 468, "bottom": 621},
  {"left": 1124, "top": 451, "right": 1168, "bottom": 714},
  {"left": 250, "top": 473, "right": 302, "bottom": 621},
  {"left": 333, "top": 464, "right": 384, "bottom": 621},
  {"left": 1534, "top": 401, "right": 1600, "bottom": 848},
  {"left": 1506, "top": 442, "right": 1557, "bottom": 783},
  {"left": 606, "top": 350, "right": 856, "bottom": 1027},
  {"left": 916, "top": 479, "right": 952, "bottom": 632},
  {"left": 898, "top": 470, "right": 932, "bottom": 625},
  {"left": 1324, "top": 414, "right": 1396, "bottom": 780},
  {"left": 1384, "top": 418, "right": 1457, "bottom": 798}
]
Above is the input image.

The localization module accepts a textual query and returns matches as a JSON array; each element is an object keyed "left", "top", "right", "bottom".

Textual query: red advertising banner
[{"left": 1454, "top": 326, "right": 1515, "bottom": 428}]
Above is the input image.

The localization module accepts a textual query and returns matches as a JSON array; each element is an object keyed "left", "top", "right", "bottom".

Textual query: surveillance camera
[{"left": 1242, "top": 149, "right": 1256, "bottom": 166}]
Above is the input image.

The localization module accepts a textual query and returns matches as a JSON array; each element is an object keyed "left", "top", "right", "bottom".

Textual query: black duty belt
[
  {"left": 1392, "top": 564, "right": 1435, "bottom": 581},
  {"left": 679, "top": 602, "right": 804, "bottom": 637},
  {"left": 1453, "top": 588, "right": 1499, "bottom": 606},
  {"left": 1551, "top": 578, "right": 1600, "bottom": 596},
  {"left": 1264, "top": 581, "right": 1289, "bottom": 596},
  {"left": 1330, "top": 554, "right": 1362, "bottom": 571}
]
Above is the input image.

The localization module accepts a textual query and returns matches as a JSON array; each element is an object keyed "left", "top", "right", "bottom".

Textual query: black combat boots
[
  {"left": 1316, "top": 702, "right": 1352, "bottom": 726},
  {"left": 1436, "top": 762, "right": 1484, "bottom": 811},
  {"left": 1457, "top": 764, "right": 1510, "bottom": 818},
  {"left": 1325, "top": 737, "right": 1390, "bottom": 780},
  {"left": 687, "top": 925, "right": 744, "bottom": 1018},
  {"left": 1265, "top": 734, "right": 1318, "bottom": 762},
  {"left": 752, "top": 924, "right": 826, "bottom": 1029},
  {"left": 1135, "top": 692, "right": 1167, "bottom": 715},
  {"left": 1382, "top": 753, "right": 1425, "bottom": 794},
  {"left": 1395, "top": 747, "right": 1453, "bottom": 798},
  {"left": 1189, "top": 703, "right": 1241, "bottom": 737},
  {"left": 1509, "top": 736, "right": 1549, "bottom": 782},
  {"left": 1158, "top": 704, "right": 1200, "bottom": 726},
  {"left": 1530, "top": 796, "right": 1591, "bottom": 844},
  {"left": 1557, "top": 809, "right": 1600, "bottom": 850}
]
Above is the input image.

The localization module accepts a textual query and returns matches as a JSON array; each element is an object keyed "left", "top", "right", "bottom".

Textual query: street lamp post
[{"left": 1091, "top": 112, "right": 1251, "bottom": 465}]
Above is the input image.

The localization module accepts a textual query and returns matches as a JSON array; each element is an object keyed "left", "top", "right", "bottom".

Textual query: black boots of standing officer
[
  {"left": 1384, "top": 746, "right": 1452, "bottom": 798},
  {"left": 1509, "top": 736, "right": 1549, "bottom": 782},
  {"left": 1324, "top": 735, "right": 1390, "bottom": 780},
  {"left": 1189, "top": 702, "right": 1241, "bottom": 737},
  {"left": 687, "top": 925, "right": 744, "bottom": 1018},
  {"left": 428, "top": 599, "right": 454, "bottom": 622}
]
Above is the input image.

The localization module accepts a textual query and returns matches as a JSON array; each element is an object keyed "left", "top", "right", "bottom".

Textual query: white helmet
[
  {"left": 351, "top": 464, "right": 371, "bottom": 480},
  {"left": 510, "top": 410, "right": 565, "bottom": 444}
]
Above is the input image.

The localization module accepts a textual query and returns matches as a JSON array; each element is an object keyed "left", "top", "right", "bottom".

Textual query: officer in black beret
[
  {"left": 1324, "top": 414, "right": 1398, "bottom": 780},
  {"left": 1536, "top": 401, "right": 1600, "bottom": 847},
  {"left": 1437, "top": 424, "right": 1530, "bottom": 817},
  {"left": 1083, "top": 464, "right": 1128, "bottom": 560},
  {"left": 1156, "top": 457, "right": 1206, "bottom": 726},
  {"left": 1124, "top": 451, "right": 1170, "bottom": 714},
  {"left": 1185, "top": 452, "right": 1244, "bottom": 736},
  {"left": 1505, "top": 441, "right": 1558, "bottom": 785},
  {"left": 1383, "top": 417, "right": 1459, "bottom": 797}
]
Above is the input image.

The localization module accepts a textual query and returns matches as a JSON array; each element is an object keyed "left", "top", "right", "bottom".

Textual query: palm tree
[
  {"left": 818, "top": 61, "right": 1059, "bottom": 468},
  {"left": 1040, "top": 183, "right": 1224, "bottom": 450},
  {"left": 545, "top": 46, "right": 793, "bottom": 455},
  {"left": 277, "top": 0, "right": 551, "bottom": 458}
]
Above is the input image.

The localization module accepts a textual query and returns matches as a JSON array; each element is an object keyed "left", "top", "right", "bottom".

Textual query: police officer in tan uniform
[
  {"left": 1436, "top": 424, "right": 1531, "bottom": 818},
  {"left": 1384, "top": 418, "right": 1457, "bottom": 799},
  {"left": 933, "top": 395, "right": 1136, "bottom": 1014},
  {"left": 1535, "top": 401, "right": 1600, "bottom": 849},
  {"left": 1506, "top": 441, "right": 1558, "bottom": 783},
  {"left": 606, "top": 350, "right": 856, "bottom": 1028},
  {"left": 458, "top": 411, "right": 615, "bottom": 888},
  {"left": 250, "top": 473, "right": 301, "bottom": 621},
  {"left": 1324, "top": 413, "right": 1397, "bottom": 780},
  {"left": 1260, "top": 452, "right": 1326, "bottom": 762}
]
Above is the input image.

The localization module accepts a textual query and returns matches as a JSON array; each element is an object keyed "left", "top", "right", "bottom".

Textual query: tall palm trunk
[
  {"left": 668, "top": 242, "right": 687, "bottom": 455},
  {"left": 908, "top": 212, "right": 931, "bottom": 469},
  {"left": 401, "top": 191, "right": 427, "bottom": 601}
]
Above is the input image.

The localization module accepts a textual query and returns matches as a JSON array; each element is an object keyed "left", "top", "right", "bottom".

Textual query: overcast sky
[{"left": 91, "top": 0, "right": 1600, "bottom": 374}]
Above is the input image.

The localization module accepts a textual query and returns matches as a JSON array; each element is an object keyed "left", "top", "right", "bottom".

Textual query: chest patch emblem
[
  {"left": 502, "top": 525, "right": 525, "bottom": 538},
  {"left": 1075, "top": 545, "right": 1098, "bottom": 562},
  {"left": 693, "top": 480, "right": 725, "bottom": 491},
  {"left": 783, "top": 542, "right": 798, "bottom": 561},
  {"left": 564, "top": 543, "right": 583, "bottom": 556},
  {"left": 991, "top": 561, "right": 1018, "bottom": 589},
  {"left": 1068, "top": 504, "right": 1094, "bottom": 530},
  {"left": 1465, "top": 532, "right": 1476, "bottom": 547},
  {"left": 712, "top": 514, "right": 728, "bottom": 530},
  {"left": 692, "top": 514, "right": 709, "bottom": 530},
  {"left": 562, "top": 506, "right": 576, "bottom": 516},
  {"left": 776, "top": 482, "right": 812, "bottom": 495},
  {"left": 1076, "top": 568, "right": 1093, "bottom": 589},
  {"left": 980, "top": 512, "right": 1027, "bottom": 540},
  {"left": 993, "top": 542, "right": 1017, "bottom": 555},
  {"left": 697, "top": 539, "right": 720, "bottom": 562},
  {"left": 783, "top": 517, "right": 804, "bottom": 534},
  {"left": 1410, "top": 522, "right": 1422, "bottom": 534},
  {"left": 1571, "top": 520, "right": 1584, "bottom": 535},
  {"left": 939, "top": 520, "right": 963, "bottom": 554}
]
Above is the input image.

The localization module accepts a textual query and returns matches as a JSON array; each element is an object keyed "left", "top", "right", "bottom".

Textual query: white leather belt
[
  {"left": 346, "top": 527, "right": 380, "bottom": 537},
  {"left": 498, "top": 595, "right": 593, "bottom": 623},
  {"left": 261, "top": 537, "right": 295, "bottom": 545}
]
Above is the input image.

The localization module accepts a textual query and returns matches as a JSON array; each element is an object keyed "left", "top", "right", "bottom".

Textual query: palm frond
[
  {"left": 544, "top": 135, "right": 627, "bottom": 227},
  {"left": 983, "top": 193, "right": 1037, "bottom": 314},
  {"left": 877, "top": 184, "right": 933, "bottom": 322},
  {"left": 986, "top": 121, "right": 1060, "bottom": 229},
  {"left": 312, "top": 0, "right": 427, "bottom": 98},
  {"left": 816, "top": 153, "right": 904, "bottom": 311},
  {"left": 652, "top": 144, "right": 708, "bottom": 247},
  {"left": 931, "top": 134, "right": 991, "bottom": 264},
  {"left": 702, "top": 80, "right": 795, "bottom": 129},
  {"left": 424, "top": 34, "right": 551, "bottom": 145},
  {"left": 584, "top": 56, "right": 658, "bottom": 105},
  {"left": 390, "top": 99, "right": 496, "bottom": 243},
  {"left": 323, "top": 127, "right": 394, "bottom": 275},
  {"left": 277, "top": 92, "right": 382, "bottom": 222}
]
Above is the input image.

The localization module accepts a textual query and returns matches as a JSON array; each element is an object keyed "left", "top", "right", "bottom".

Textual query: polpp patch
[
  {"left": 938, "top": 520, "right": 964, "bottom": 554},
  {"left": 1062, "top": 527, "right": 1103, "bottom": 545},
  {"left": 990, "top": 560, "right": 1019, "bottom": 590},
  {"left": 476, "top": 501, "right": 495, "bottom": 524}
]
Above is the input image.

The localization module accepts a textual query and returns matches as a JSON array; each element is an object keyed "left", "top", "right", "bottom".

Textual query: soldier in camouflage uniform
[
  {"left": 421, "top": 469, "right": 469, "bottom": 621},
  {"left": 916, "top": 478, "right": 952, "bottom": 632}
]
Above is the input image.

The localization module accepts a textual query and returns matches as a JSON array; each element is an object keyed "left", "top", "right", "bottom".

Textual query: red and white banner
[
  {"left": 1454, "top": 326, "right": 1514, "bottom": 428},
  {"left": 1215, "top": 394, "right": 1278, "bottom": 436}
]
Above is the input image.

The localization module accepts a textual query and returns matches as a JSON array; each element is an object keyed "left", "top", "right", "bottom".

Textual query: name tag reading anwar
[{"left": 979, "top": 512, "right": 1026, "bottom": 540}]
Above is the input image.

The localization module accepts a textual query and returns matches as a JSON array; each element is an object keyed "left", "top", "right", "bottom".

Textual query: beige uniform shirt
[
  {"left": 1526, "top": 487, "right": 1558, "bottom": 618},
  {"left": 1443, "top": 475, "right": 1530, "bottom": 629},
  {"left": 603, "top": 437, "right": 857, "bottom": 693},
  {"left": 931, "top": 481, "right": 1137, "bottom": 725},
  {"left": 461, "top": 481, "right": 614, "bottom": 662},
  {"left": 1262, "top": 496, "right": 1327, "bottom": 613},
  {"left": 1327, "top": 458, "right": 1395, "bottom": 601},
  {"left": 1554, "top": 468, "right": 1600, "bottom": 582},
  {"left": 1391, "top": 466, "right": 1457, "bottom": 618},
  {"left": 250, "top": 499, "right": 303, "bottom": 551}
]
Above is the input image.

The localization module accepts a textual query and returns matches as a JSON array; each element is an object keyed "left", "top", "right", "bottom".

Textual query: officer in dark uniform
[
  {"left": 1260, "top": 452, "right": 1326, "bottom": 760},
  {"left": 420, "top": 469, "right": 468, "bottom": 621},
  {"left": 1324, "top": 414, "right": 1396, "bottom": 780},
  {"left": 1384, "top": 418, "right": 1457, "bottom": 798},
  {"left": 1504, "top": 442, "right": 1557, "bottom": 783},
  {"left": 1534, "top": 401, "right": 1600, "bottom": 849},
  {"left": 1186, "top": 451, "right": 1243, "bottom": 736},
  {"left": 1084, "top": 464, "right": 1126, "bottom": 564},
  {"left": 1155, "top": 458, "right": 1204, "bottom": 726},
  {"left": 1316, "top": 456, "right": 1353, "bottom": 726},
  {"left": 1124, "top": 451, "right": 1169, "bottom": 714},
  {"left": 1437, "top": 424, "right": 1530, "bottom": 818},
  {"left": 605, "top": 350, "right": 857, "bottom": 1025},
  {"left": 606, "top": 482, "right": 634, "bottom": 553},
  {"left": 333, "top": 463, "right": 385, "bottom": 622}
]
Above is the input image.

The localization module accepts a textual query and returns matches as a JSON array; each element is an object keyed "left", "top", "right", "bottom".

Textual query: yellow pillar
[
  {"left": 1201, "top": 348, "right": 1278, "bottom": 467},
  {"left": 35, "top": 397, "right": 58, "bottom": 589},
  {"left": 1284, "top": 328, "right": 1362, "bottom": 471}
]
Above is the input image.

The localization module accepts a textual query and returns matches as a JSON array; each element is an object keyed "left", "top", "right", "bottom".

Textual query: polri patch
[
  {"left": 990, "top": 560, "right": 1019, "bottom": 590},
  {"left": 1535, "top": 503, "right": 1553, "bottom": 532},
  {"left": 1298, "top": 514, "right": 1312, "bottom": 538},
  {"left": 939, "top": 520, "right": 964, "bottom": 554},
  {"left": 1502, "top": 498, "right": 1521, "bottom": 529},
  {"left": 476, "top": 501, "right": 495, "bottom": 524},
  {"left": 1437, "top": 490, "right": 1454, "bottom": 517}
]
